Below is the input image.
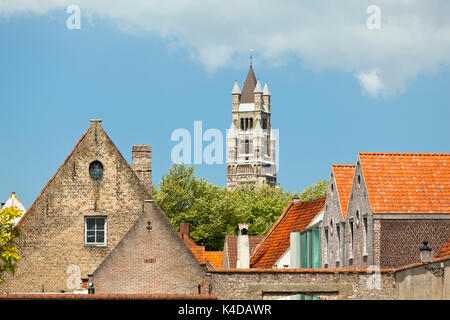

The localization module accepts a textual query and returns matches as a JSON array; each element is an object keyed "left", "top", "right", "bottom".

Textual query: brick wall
[
  {"left": 379, "top": 219, "right": 450, "bottom": 268},
  {"left": 321, "top": 171, "right": 345, "bottom": 268},
  {"left": 0, "top": 121, "right": 152, "bottom": 293},
  {"left": 92, "top": 200, "right": 207, "bottom": 294},
  {"left": 208, "top": 269, "right": 396, "bottom": 300}
]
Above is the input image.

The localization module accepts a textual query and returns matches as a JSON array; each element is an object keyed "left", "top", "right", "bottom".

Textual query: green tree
[
  {"left": 153, "top": 164, "right": 297, "bottom": 250},
  {"left": 299, "top": 179, "right": 329, "bottom": 201},
  {"left": 0, "top": 207, "right": 21, "bottom": 283},
  {"left": 231, "top": 185, "right": 297, "bottom": 237}
]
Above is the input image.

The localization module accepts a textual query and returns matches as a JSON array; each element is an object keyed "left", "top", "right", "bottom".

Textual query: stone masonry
[
  {"left": 92, "top": 200, "right": 207, "bottom": 294},
  {"left": 0, "top": 120, "right": 206, "bottom": 294}
]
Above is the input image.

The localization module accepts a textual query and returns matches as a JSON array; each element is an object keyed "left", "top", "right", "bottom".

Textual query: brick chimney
[
  {"left": 236, "top": 223, "right": 250, "bottom": 268},
  {"left": 132, "top": 145, "right": 152, "bottom": 195},
  {"left": 180, "top": 222, "right": 190, "bottom": 238}
]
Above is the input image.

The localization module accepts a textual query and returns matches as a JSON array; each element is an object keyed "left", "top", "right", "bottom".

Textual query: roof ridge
[
  {"left": 359, "top": 152, "right": 450, "bottom": 156},
  {"left": 332, "top": 164, "right": 356, "bottom": 168}
]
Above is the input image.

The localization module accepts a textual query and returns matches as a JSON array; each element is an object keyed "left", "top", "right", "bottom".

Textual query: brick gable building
[
  {"left": 0, "top": 120, "right": 207, "bottom": 294},
  {"left": 322, "top": 152, "right": 450, "bottom": 269}
]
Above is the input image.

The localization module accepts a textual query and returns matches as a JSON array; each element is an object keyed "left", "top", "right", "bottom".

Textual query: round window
[{"left": 89, "top": 161, "right": 104, "bottom": 181}]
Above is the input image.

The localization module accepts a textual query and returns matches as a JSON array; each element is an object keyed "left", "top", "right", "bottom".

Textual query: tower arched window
[{"left": 245, "top": 139, "right": 250, "bottom": 154}]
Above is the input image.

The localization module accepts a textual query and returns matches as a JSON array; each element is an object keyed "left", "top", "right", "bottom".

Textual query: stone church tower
[{"left": 226, "top": 63, "right": 277, "bottom": 190}]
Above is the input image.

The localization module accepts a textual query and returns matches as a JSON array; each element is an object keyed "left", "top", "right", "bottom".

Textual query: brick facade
[
  {"left": 0, "top": 120, "right": 205, "bottom": 294},
  {"left": 322, "top": 154, "right": 450, "bottom": 270},
  {"left": 321, "top": 170, "right": 346, "bottom": 268},
  {"left": 378, "top": 219, "right": 450, "bottom": 268},
  {"left": 92, "top": 200, "right": 207, "bottom": 294},
  {"left": 208, "top": 269, "right": 396, "bottom": 300}
]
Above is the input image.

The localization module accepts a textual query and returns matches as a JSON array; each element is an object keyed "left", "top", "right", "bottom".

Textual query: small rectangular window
[
  {"left": 363, "top": 216, "right": 368, "bottom": 255},
  {"left": 336, "top": 224, "right": 341, "bottom": 262},
  {"left": 349, "top": 219, "right": 354, "bottom": 259},
  {"left": 85, "top": 217, "right": 106, "bottom": 246}
]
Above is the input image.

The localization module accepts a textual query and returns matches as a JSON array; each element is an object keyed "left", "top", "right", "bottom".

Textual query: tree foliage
[
  {"left": 0, "top": 207, "right": 21, "bottom": 283},
  {"left": 153, "top": 164, "right": 327, "bottom": 251},
  {"left": 299, "top": 179, "right": 329, "bottom": 202}
]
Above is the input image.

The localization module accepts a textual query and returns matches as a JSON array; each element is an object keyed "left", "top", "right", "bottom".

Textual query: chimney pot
[
  {"left": 292, "top": 197, "right": 300, "bottom": 204},
  {"left": 237, "top": 223, "right": 250, "bottom": 268}
]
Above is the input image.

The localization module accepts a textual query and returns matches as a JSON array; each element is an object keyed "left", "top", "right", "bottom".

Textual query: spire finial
[{"left": 249, "top": 49, "right": 254, "bottom": 67}]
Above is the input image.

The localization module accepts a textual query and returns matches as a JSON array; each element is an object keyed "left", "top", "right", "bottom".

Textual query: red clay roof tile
[
  {"left": 204, "top": 251, "right": 223, "bottom": 269},
  {"left": 359, "top": 153, "right": 450, "bottom": 213},
  {"left": 332, "top": 164, "right": 356, "bottom": 219},
  {"left": 435, "top": 239, "right": 450, "bottom": 259},
  {"left": 250, "top": 197, "right": 326, "bottom": 269}
]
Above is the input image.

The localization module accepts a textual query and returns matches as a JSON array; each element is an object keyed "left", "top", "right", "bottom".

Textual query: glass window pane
[
  {"left": 96, "top": 231, "right": 105, "bottom": 243},
  {"left": 89, "top": 161, "right": 104, "bottom": 181},
  {"left": 86, "top": 231, "right": 95, "bottom": 243},
  {"left": 86, "top": 218, "right": 95, "bottom": 231},
  {"left": 96, "top": 218, "right": 105, "bottom": 230}
]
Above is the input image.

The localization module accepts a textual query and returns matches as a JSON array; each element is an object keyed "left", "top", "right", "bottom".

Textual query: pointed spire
[
  {"left": 240, "top": 65, "right": 257, "bottom": 103},
  {"left": 254, "top": 80, "right": 263, "bottom": 94},
  {"left": 232, "top": 80, "right": 241, "bottom": 95},
  {"left": 263, "top": 82, "right": 271, "bottom": 96}
]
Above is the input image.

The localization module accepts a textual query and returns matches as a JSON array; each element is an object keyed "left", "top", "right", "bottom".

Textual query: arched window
[{"left": 89, "top": 161, "right": 104, "bottom": 181}]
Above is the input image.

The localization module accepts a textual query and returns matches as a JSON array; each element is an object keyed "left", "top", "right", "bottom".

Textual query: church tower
[{"left": 226, "top": 62, "right": 277, "bottom": 190}]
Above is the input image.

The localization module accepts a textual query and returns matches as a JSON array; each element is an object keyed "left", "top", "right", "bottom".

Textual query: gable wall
[
  {"left": 321, "top": 170, "right": 346, "bottom": 268},
  {"left": 343, "top": 160, "right": 375, "bottom": 268},
  {"left": 92, "top": 200, "right": 207, "bottom": 294},
  {"left": 0, "top": 122, "right": 151, "bottom": 293}
]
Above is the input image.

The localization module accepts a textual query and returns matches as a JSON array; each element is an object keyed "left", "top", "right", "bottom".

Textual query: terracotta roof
[
  {"left": 250, "top": 197, "right": 326, "bottom": 269},
  {"left": 224, "top": 235, "right": 264, "bottom": 269},
  {"left": 359, "top": 153, "right": 450, "bottom": 213},
  {"left": 435, "top": 239, "right": 450, "bottom": 259},
  {"left": 180, "top": 233, "right": 223, "bottom": 269},
  {"left": 239, "top": 66, "right": 257, "bottom": 103},
  {"left": 204, "top": 251, "right": 223, "bottom": 269},
  {"left": 332, "top": 164, "right": 356, "bottom": 219},
  {"left": 189, "top": 246, "right": 208, "bottom": 265}
]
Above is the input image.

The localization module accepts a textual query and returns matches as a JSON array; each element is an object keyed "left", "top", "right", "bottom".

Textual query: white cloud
[
  {"left": 1, "top": 0, "right": 450, "bottom": 98},
  {"left": 356, "top": 70, "right": 384, "bottom": 98}
]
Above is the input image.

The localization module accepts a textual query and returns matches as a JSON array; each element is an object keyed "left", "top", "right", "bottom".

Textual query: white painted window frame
[{"left": 84, "top": 216, "right": 107, "bottom": 247}]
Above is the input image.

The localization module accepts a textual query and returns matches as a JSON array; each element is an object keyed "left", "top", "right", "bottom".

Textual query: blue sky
[{"left": 1, "top": 3, "right": 449, "bottom": 208}]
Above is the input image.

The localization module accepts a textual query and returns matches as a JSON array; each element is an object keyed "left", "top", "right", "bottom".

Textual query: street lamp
[
  {"left": 419, "top": 241, "right": 444, "bottom": 277},
  {"left": 419, "top": 242, "right": 432, "bottom": 263}
]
